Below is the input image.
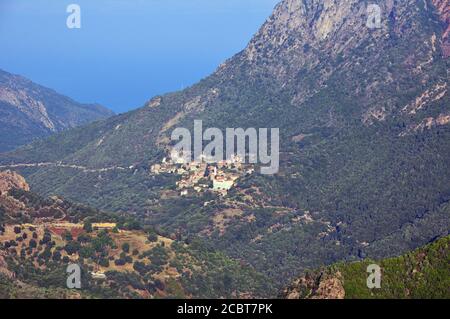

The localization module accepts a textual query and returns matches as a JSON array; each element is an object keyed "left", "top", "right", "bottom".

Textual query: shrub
[
  {"left": 62, "top": 230, "right": 73, "bottom": 241},
  {"left": 52, "top": 251, "right": 61, "bottom": 261},
  {"left": 147, "top": 232, "right": 158, "bottom": 243},
  {"left": 83, "top": 221, "right": 93, "bottom": 233},
  {"left": 114, "top": 258, "right": 126, "bottom": 266},
  {"left": 99, "top": 258, "right": 110, "bottom": 267},
  {"left": 122, "top": 243, "right": 130, "bottom": 253},
  {"left": 64, "top": 241, "right": 81, "bottom": 255}
]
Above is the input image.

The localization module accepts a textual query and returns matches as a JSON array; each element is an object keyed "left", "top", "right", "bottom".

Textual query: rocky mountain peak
[
  {"left": 239, "top": 0, "right": 444, "bottom": 67},
  {"left": 431, "top": 0, "right": 450, "bottom": 57},
  {"left": 228, "top": 0, "right": 409, "bottom": 89},
  {"left": 243, "top": 0, "right": 378, "bottom": 59}
]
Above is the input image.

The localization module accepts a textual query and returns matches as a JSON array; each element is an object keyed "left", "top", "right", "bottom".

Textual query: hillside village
[{"left": 150, "top": 152, "right": 255, "bottom": 196}]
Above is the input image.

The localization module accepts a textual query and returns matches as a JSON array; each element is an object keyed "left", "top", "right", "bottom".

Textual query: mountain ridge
[
  {"left": 283, "top": 234, "right": 450, "bottom": 299},
  {"left": 0, "top": 69, "right": 114, "bottom": 153},
  {"left": 0, "top": 0, "right": 448, "bottom": 295}
]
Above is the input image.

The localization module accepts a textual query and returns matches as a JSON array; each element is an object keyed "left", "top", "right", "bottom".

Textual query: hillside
[
  {"left": 0, "top": 69, "right": 114, "bottom": 152},
  {"left": 0, "top": 171, "right": 268, "bottom": 298},
  {"left": 0, "top": 0, "right": 448, "bottom": 296},
  {"left": 283, "top": 234, "right": 450, "bottom": 299}
]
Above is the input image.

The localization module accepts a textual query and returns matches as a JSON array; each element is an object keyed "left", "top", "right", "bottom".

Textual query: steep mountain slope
[
  {"left": 283, "top": 234, "right": 450, "bottom": 299},
  {"left": 0, "top": 69, "right": 114, "bottom": 152},
  {"left": 0, "top": 0, "right": 449, "bottom": 294}
]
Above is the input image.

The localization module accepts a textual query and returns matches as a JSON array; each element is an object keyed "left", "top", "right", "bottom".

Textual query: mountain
[
  {"left": 0, "top": 171, "right": 267, "bottom": 298},
  {"left": 283, "top": 234, "right": 450, "bottom": 299},
  {"left": 0, "top": 0, "right": 449, "bottom": 296},
  {"left": 433, "top": 0, "right": 450, "bottom": 57},
  {"left": 0, "top": 69, "right": 114, "bottom": 153}
]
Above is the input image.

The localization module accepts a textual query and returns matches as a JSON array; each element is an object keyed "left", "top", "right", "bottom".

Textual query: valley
[{"left": 0, "top": 0, "right": 449, "bottom": 299}]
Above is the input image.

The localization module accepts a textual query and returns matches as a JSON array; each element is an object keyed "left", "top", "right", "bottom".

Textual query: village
[{"left": 150, "top": 151, "right": 255, "bottom": 196}]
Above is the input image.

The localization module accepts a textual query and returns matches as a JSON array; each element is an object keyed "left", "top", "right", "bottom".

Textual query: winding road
[{"left": 0, "top": 162, "right": 132, "bottom": 173}]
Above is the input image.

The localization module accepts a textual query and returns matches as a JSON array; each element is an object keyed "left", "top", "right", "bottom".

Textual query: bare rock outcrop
[
  {"left": 0, "top": 170, "right": 30, "bottom": 195},
  {"left": 283, "top": 270, "right": 345, "bottom": 299}
]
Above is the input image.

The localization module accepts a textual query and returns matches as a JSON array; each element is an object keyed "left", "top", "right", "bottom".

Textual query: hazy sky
[{"left": 0, "top": 0, "right": 279, "bottom": 113}]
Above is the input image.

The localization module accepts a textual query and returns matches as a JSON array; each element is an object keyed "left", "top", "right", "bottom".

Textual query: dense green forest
[
  {"left": 284, "top": 234, "right": 450, "bottom": 299},
  {"left": 0, "top": 0, "right": 448, "bottom": 297}
]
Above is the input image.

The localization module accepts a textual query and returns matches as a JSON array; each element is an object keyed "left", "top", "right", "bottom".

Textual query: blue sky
[{"left": 0, "top": 0, "right": 279, "bottom": 113}]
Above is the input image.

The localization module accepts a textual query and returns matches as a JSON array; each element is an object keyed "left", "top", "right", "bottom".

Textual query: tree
[
  {"left": 77, "top": 234, "right": 91, "bottom": 243},
  {"left": 0, "top": 207, "right": 5, "bottom": 224},
  {"left": 99, "top": 258, "right": 110, "bottom": 267},
  {"left": 41, "top": 232, "right": 52, "bottom": 245},
  {"left": 40, "top": 248, "right": 52, "bottom": 260},
  {"left": 133, "top": 261, "right": 146, "bottom": 274},
  {"left": 91, "top": 232, "right": 113, "bottom": 253},
  {"left": 147, "top": 232, "right": 158, "bottom": 243},
  {"left": 114, "top": 258, "right": 126, "bottom": 266},
  {"left": 80, "top": 246, "right": 95, "bottom": 259},
  {"left": 64, "top": 241, "right": 81, "bottom": 255},
  {"left": 29, "top": 239, "right": 37, "bottom": 249},
  {"left": 52, "top": 251, "right": 61, "bottom": 261},
  {"left": 13, "top": 226, "right": 21, "bottom": 234},
  {"left": 83, "top": 220, "right": 93, "bottom": 233},
  {"left": 122, "top": 243, "right": 130, "bottom": 253},
  {"left": 62, "top": 230, "right": 73, "bottom": 241},
  {"left": 124, "top": 220, "right": 141, "bottom": 230}
]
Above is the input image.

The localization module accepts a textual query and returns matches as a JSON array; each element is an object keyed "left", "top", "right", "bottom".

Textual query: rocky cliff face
[
  {"left": 283, "top": 271, "right": 345, "bottom": 299},
  {"left": 0, "top": 251, "right": 15, "bottom": 280},
  {"left": 0, "top": 170, "right": 29, "bottom": 195},
  {"left": 214, "top": 0, "right": 447, "bottom": 120},
  {"left": 0, "top": 69, "right": 114, "bottom": 153},
  {"left": 283, "top": 235, "right": 450, "bottom": 299},
  {"left": 431, "top": 0, "right": 450, "bottom": 57}
]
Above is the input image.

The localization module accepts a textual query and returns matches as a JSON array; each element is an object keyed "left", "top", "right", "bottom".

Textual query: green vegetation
[
  {"left": 285, "top": 235, "right": 450, "bottom": 299},
  {"left": 0, "top": 69, "right": 114, "bottom": 153},
  {"left": 0, "top": 185, "right": 268, "bottom": 298},
  {"left": 339, "top": 235, "right": 450, "bottom": 299},
  {"left": 0, "top": 0, "right": 449, "bottom": 299}
]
